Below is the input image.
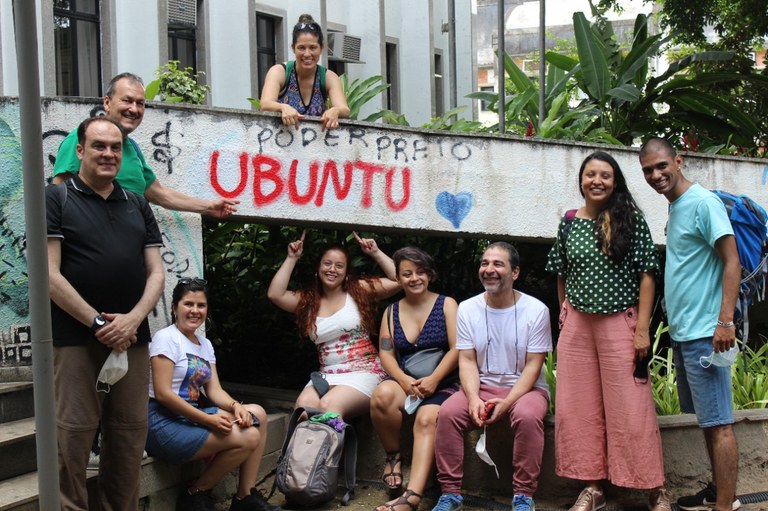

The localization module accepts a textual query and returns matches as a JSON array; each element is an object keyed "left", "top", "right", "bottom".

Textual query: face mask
[
  {"left": 699, "top": 345, "right": 739, "bottom": 368},
  {"left": 96, "top": 350, "right": 128, "bottom": 393},
  {"left": 404, "top": 395, "right": 422, "bottom": 415},
  {"left": 475, "top": 426, "right": 499, "bottom": 478}
]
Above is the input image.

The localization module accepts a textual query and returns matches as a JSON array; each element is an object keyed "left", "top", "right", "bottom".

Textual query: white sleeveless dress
[{"left": 306, "top": 293, "right": 385, "bottom": 397}]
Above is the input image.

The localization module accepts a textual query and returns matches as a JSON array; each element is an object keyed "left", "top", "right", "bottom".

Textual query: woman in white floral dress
[{"left": 268, "top": 230, "right": 400, "bottom": 419}]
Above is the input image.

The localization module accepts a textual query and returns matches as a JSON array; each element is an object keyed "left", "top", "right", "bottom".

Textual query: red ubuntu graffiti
[{"left": 209, "top": 151, "right": 411, "bottom": 211}]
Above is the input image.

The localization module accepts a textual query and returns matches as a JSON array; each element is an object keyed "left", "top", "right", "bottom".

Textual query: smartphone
[
  {"left": 481, "top": 403, "right": 496, "bottom": 421},
  {"left": 634, "top": 351, "right": 653, "bottom": 380}
]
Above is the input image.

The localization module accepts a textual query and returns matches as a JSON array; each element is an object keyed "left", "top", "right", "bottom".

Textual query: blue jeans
[{"left": 672, "top": 338, "right": 734, "bottom": 428}]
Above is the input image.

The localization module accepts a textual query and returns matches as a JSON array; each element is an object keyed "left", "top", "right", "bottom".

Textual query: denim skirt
[{"left": 146, "top": 399, "right": 216, "bottom": 463}]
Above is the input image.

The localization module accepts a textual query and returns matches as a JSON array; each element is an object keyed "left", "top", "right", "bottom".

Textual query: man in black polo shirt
[{"left": 47, "top": 116, "right": 164, "bottom": 510}]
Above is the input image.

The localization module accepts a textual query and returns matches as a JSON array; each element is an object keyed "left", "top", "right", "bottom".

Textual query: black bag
[
  {"left": 386, "top": 304, "right": 447, "bottom": 379},
  {"left": 402, "top": 347, "right": 446, "bottom": 379},
  {"left": 273, "top": 407, "right": 357, "bottom": 506}
]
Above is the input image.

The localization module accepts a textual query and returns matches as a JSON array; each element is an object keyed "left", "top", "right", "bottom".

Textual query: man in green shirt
[{"left": 53, "top": 72, "right": 239, "bottom": 218}]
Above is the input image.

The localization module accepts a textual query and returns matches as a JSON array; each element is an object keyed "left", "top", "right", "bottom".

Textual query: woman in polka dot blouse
[{"left": 546, "top": 151, "right": 671, "bottom": 511}]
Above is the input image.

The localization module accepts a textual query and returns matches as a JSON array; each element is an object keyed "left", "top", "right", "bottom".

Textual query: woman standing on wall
[
  {"left": 546, "top": 151, "right": 671, "bottom": 511},
  {"left": 260, "top": 14, "right": 350, "bottom": 130},
  {"left": 267, "top": 230, "right": 400, "bottom": 419}
]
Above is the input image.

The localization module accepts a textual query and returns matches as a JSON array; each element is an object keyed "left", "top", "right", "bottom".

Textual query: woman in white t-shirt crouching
[{"left": 147, "top": 278, "right": 279, "bottom": 511}]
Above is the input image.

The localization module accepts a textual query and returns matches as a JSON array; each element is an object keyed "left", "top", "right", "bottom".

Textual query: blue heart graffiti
[{"left": 435, "top": 191, "right": 473, "bottom": 229}]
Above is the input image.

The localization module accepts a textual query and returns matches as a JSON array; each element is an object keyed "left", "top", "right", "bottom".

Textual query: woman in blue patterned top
[
  {"left": 260, "top": 14, "right": 350, "bottom": 130},
  {"left": 371, "top": 247, "right": 460, "bottom": 511}
]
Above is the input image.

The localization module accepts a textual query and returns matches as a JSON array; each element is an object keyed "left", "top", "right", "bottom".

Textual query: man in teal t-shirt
[
  {"left": 53, "top": 72, "right": 238, "bottom": 218},
  {"left": 640, "top": 137, "right": 741, "bottom": 511}
]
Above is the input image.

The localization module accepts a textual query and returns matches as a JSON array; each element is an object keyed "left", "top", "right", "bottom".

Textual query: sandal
[
  {"left": 381, "top": 451, "right": 403, "bottom": 491},
  {"left": 374, "top": 489, "right": 423, "bottom": 511}
]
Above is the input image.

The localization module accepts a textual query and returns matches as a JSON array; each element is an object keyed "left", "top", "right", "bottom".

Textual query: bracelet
[
  {"left": 229, "top": 400, "right": 241, "bottom": 412},
  {"left": 717, "top": 320, "right": 735, "bottom": 328}
]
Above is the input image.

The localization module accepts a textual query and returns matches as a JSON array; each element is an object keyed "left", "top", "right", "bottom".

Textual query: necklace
[{"left": 484, "top": 291, "right": 519, "bottom": 376}]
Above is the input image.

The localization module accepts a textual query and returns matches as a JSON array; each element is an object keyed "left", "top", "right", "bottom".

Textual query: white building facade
[{"left": 0, "top": 0, "right": 477, "bottom": 126}]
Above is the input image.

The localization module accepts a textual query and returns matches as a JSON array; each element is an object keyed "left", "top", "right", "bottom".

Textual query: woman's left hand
[
  {"left": 353, "top": 231, "right": 379, "bottom": 256},
  {"left": 231, "top": 403, "right": 252, "bottom": 427},
  {"left": 413, "top": 375, "right": 438, "bottom": 398},
  {"left": 633, "top": 328, "right": 650, "bottom": 359},
  {"left": 320, "top": 107, "right": 341, "bottom": 130}
]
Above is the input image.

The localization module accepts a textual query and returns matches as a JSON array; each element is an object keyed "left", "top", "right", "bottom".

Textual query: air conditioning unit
[
  {"left": 168, "top": 0, "right": 197, "bottom": 27},
  {"left": 327, "top": 32, "right": 363, "bottom": 63}
]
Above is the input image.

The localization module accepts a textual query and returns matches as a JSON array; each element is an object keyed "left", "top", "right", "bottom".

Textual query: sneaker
[
  {"left": 649, "top": 488, "right": 672, "bottom": 511},
  {"left": 432, "top": 493, "right": 464, "bottom": 511},
  {"left": 87, "top": 452, "right": 99, "bottom": 470},
  {"left": 230, "top": 489, "right": 281, "bottom": 511},
  {"left": 677, "top": 482, "right": 741, "bottom": 511},
  {"left": 513, "top": 493, "right": 536, "bottom": 511},
  {"left": 176, "top": 488, "right": 215, "bottom": 511},
  {"left": 569, "top": 487, "right": 606, "bottom": 511}
]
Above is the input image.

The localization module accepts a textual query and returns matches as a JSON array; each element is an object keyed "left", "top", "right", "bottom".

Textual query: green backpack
[{"left": 279, "top": 61, "right": 328, "bottom": 105}]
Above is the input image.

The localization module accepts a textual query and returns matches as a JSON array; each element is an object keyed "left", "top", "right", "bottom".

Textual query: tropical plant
[
  {"left": 340, "top": 74, "right": 391, "bottom": 122},
  {"left": 472, "top": 11, "right": 768, "bottom": 151},
  {"left": 732, "top": 338, "right": 768, "bottom": 409},
  {"left": 145, "top": 61, "right": 210, "bottom": 104},
  {"left": 649, "top": 322, "right": 682, "bottom": 416}
]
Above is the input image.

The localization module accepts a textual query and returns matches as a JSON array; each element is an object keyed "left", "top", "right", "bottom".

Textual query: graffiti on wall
[
  {"left": 1, "top": 103, "right": 203, "bottom": 367},
  {"left": 3, "top": 98, "right": 767, "bottom": 371},
  {"left": 205, "top": 123, "right": 479, "bottom": 229}
]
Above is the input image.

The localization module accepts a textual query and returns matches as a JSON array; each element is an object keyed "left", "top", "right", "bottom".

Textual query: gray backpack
[{"left": 273, "top": 407, "right": 357, "bottom": 506}]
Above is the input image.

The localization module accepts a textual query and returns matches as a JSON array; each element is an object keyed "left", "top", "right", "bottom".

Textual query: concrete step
[
  {"left": 0, "top": 417, "right": 36, "bottom": 481},
  {"left": 0, "top": 412, "right": 287, "bottom": 511},
  {"left": 0, "top": 383, "right": 33, "bottom": 424}
]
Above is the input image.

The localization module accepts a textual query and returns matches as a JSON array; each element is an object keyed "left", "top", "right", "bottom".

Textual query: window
[
  {"left": 385, "top": 41, "right": 400, "bottom": 112},
  {"left": 434, "top": 52, "right": 444, "bottom": 117},
  {"left": 256, "top": 14, "right": 277, "bottom": 97},
  {"left": 168, "top": 0, "right": 199, "bottom": 71},
  {"left": 53, "top": 0, "right": 101, "bottom": 96}
]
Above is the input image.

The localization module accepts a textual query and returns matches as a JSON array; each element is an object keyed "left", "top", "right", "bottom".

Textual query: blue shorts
[
  {"left": 672, "top": 338, "right": 734, "bottom": 428},
  {"left": 146, "top": 399, "right": 216, "bottom": 463}
]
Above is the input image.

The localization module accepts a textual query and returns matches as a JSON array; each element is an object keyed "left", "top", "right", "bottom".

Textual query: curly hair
[
  {"left": 295, "top": 244, "right": 377, "bottom": 339},
  {"left": 393, "top": 246, "right": 438, "bottom": 281},
  {"left": 578, "top": 151, "right": 641, "bottom": 263}
]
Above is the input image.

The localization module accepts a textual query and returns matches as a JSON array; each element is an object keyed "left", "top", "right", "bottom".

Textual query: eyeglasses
[
  {"left": 178, "top": 277, "right": 207, "bottom": 286},
  {"left": 297, "top": 22, "right": 320, "bottom": 31}
]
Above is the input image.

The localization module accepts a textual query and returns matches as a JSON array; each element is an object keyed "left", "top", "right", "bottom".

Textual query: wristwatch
[{"left": 91, "top": 314, "right": 107, "bottom": 333}]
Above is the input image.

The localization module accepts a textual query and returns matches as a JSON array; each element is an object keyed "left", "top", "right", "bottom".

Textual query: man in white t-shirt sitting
[{"left": 431, "top": 242, "right": 553, "bottom": 511}]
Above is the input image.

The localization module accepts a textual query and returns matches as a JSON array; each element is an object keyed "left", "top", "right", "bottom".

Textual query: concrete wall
[{"left": 1, "top": 96, "right": 767, "bottom": 372}]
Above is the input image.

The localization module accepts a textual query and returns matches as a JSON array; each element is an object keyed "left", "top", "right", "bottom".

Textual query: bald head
[{"left": 639, "top": 137, "right": 676, "bottom": 160}]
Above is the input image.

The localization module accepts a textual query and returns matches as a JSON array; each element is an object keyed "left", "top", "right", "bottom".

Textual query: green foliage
[
  {"left": 649, "top": 322, "right": 681, "bottom": 416},
  {"left": 732, "top": 339, "right": 768, "bottom": 409},
  {"left": 145, "top": 61, "right": 210, "bottom": 104},
  {"left": 340, "top": 74, "right": 391, "bottom": 122},
  {"left": 421, "top": 106, "right": 485, "bottom": 132},
  {"left": 203, "top": 222, "right": 558, "bottom": 387},
  {"left": 650, "top": 324, "right": 768, "bottom": 415},
  {"left": 477, "top": 11, "right": 768, "bottom": 152},
  {"left": 544, "top": 351, "right": 557, "bottom": 415}
]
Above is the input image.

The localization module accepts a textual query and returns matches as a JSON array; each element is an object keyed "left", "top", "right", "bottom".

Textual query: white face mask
[
  {"left": 475, "top": 426, "right": 499, "bottom": 478},
  {"left": 404, "top": 395, "right": 422, "bottom": 415},
  {"left": 96, "top": 350, "right": 128, "bottom": 393},
  {"left": 699, "top": 345, "right": 739, "bottom": 368}
]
